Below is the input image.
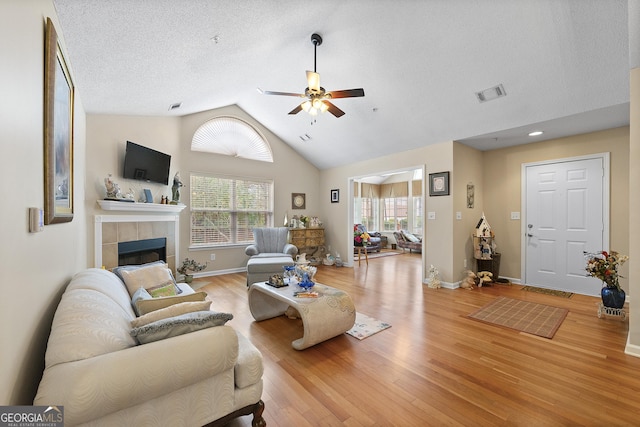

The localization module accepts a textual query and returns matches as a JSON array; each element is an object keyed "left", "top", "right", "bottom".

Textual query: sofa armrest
[
  {"left": 283, "top": 243, "right": 298, "bottom": 256},
  {"left": 35, "top": 325, "right": 239, "bottom": 425},
  {"left": 245, "top": 245, "right": 259, "bottom": 256}
]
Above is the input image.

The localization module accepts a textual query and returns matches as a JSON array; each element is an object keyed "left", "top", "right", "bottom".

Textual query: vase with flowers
[
  {"left": 177, "top": 258, "right": 207, "bottom": 284},
  {"left": 584, "top": 250, "right": 628, "bottom": 308},
  {"left": 354, "top": 225, "right": 370, "bottom": 247}
]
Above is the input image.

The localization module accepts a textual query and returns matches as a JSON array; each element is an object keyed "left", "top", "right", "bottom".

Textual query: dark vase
[{"left": 601, "top": 286, "right": 625, "bottom": 309}]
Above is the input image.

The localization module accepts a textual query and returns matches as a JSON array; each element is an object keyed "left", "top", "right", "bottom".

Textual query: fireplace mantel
[{"left": 97, "top": 200, "right": 186, "bottom": 213}]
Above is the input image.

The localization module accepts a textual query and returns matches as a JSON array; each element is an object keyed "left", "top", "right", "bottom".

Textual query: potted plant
[
  {"left": 584, "top": 250, "right": 629, "bottom": 308},
  {"left": 177, "top": 258, "right": 207, "bottom": 284}
]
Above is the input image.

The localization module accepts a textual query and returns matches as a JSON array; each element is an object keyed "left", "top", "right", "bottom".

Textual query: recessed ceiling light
[{"left": 528, "top": 131, "right": 543, "bottom": 136}]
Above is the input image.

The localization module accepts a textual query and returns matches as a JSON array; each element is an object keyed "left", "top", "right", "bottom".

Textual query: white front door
[{"left": 524, "top": 156, "right": 608, "bottom": 295}]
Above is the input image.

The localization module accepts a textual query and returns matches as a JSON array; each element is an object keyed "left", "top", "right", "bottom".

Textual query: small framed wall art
[
  {"left": 429, "top": 171, "right": 450, "bottom": 196},
  {"left": 44, "top": 18, "right": 75, "bottom": 224},
  {"left": 292, "top": 193, "right": 306, "bottom": 209},
  {"left": 330, "top": 189, "right": 339, "bottom": 203}
]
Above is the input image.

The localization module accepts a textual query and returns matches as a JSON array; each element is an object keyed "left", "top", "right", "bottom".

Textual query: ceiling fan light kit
[{"left": 262, "top": 33, "right": 365, "bottom": 119}]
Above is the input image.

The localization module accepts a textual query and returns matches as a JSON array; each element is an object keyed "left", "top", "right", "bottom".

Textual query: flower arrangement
[
  {"left": 299, "top": 215, "right": 309, "bottom": 227},
  {"left": 584, "top": 250, "right": 628, "bottom": 291},
  {"left": 177, "top": 258, "right": 207, "bottom": 276},
  {"left": 354, "top": 225, "right": 370, "bottom": 246}
]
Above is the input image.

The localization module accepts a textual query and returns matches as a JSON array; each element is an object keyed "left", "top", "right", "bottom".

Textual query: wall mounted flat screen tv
[{"left": 123, "top": 141, "right": 171, "bottom": 185}]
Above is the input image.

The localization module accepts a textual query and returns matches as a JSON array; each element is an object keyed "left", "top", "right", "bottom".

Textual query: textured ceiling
[{"left": 52, "top": 0, "right": 630, "bottom": 170}]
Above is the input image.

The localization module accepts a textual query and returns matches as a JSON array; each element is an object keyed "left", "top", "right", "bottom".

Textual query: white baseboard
[
  {"left": 625, "top": 334, "right": 640, "bottom": 358},
  {"left": 194, "top": 267, "right": 246, "bottom": 278}
]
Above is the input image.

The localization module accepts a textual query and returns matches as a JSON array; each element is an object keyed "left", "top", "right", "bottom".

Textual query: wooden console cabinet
[{"left": 289, "top": 228, "right": 325, "bottom": 254}]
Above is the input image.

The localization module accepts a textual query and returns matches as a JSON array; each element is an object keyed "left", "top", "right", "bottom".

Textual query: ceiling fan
[{"left": 260, "top": 33, "right": 365, "bottom": 118}]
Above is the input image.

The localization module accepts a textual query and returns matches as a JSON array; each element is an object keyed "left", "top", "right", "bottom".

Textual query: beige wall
[
  {"left": 0, "top": 1, "right": 88, "bottom": 404},
  {"left": 85, "top": 115, "right": 181, "bottom": 267},
  {"left": 483, "top": 127, "right": 630, "bottom": 287},
  {"left": 452, "top": 142, "right": 484, "bottom": 279},
  {"left": 319, "top": 141, "right": 456, "bottom": 282},
  {"left": 86, "top": 105, "right": 320, "bottom": 274}
]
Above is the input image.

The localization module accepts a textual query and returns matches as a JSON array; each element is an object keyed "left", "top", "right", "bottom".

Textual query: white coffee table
[{"left": 248, "top": 281, "right": 356, "bottom": 350}]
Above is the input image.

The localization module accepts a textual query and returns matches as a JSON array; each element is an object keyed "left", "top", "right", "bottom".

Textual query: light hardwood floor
[{"left": 196, "top": 252, "right": 639, "bottom": 426}]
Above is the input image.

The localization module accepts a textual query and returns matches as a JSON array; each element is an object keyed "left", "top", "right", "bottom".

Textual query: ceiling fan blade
[
  {"left": 288, "top": 104, "right": 303, "bottom": 115},
  {"left": 306, "top": 71, "right": 320, "bottom": 92},
  {"left": 323, "top": 101, "right": 345, "bottom": 118},
  {"left": 262, "top": 90, "right": 305, "bottom": 97},
  {"left": 327, "top": 88, "right": 365, "bottom": 99}
]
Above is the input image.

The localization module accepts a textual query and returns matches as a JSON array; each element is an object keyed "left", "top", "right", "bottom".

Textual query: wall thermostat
[{"left": 29, "top": 207, "right": 44, "bottom": 233}]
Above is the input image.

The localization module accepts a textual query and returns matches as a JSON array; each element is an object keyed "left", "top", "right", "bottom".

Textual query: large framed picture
[
  {"left": 44, "top": 18, "right": 74, "bottom": 224},
  {"left": 429, "top": 171, "right": 450, "bottom": 196}
]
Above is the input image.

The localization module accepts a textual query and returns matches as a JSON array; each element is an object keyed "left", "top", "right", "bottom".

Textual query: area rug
[
  {"left": 346, "top": 312, "right": 391, "bottom": 340},
  {"left": 467, "top": 297, "right": 568, "bottom": 339},
  {"left": 522, "top": 286, "right": 573, "bottom": 298}
]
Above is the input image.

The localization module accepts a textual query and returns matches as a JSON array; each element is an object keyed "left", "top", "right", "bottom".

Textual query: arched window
[{"left": 191, "top": 116, "right": 273, "bottom": 162}]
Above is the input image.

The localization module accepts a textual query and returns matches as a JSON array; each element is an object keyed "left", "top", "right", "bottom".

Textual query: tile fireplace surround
[{"left": 94, "top": 202, "right": 184, "bottom": 271}]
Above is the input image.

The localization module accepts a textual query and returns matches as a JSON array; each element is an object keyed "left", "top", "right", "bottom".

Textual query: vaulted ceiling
[{"left": 53, "top": 0, "right": 630, "bottom": 169}]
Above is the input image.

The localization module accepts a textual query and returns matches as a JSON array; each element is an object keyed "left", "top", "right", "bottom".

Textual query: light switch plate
[
  {"left": 511, "top": 212, "right": 520, "bottom": 220},
  {"left": 29, "top": 207, "right": 44, "bottom": 232},
  {"left": 456, "top": 212, "right": 462, "bottom": 220},
  {"left": 428, "top": 211, "right": 436, "bottom": 220}
]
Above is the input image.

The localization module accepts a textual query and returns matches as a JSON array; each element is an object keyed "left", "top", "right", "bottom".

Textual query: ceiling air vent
[{"left": 475, "top": 84, "right": 506, "bottom": 103}]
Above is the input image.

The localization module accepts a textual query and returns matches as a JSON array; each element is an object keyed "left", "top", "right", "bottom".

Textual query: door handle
[{"left": 527, "top": 223, "right": 533, "bottom": 237}]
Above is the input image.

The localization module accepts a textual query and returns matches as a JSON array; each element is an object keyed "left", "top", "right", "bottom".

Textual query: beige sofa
[{"left": 34, "top": 268, "right": 265, "bottom": 427}]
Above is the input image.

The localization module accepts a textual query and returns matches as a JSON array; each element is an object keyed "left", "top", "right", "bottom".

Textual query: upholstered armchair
[
  {"left": 353, "top": 224, "right": 382, "bottom": 252},
  {"left": 245, "top": 227, "right": 297, "bottom": 286},
  {"left": 245, "top": 227, "right": 298, "bottom": 258}
]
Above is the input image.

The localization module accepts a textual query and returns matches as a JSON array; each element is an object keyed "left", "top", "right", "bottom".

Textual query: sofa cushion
[
  {"left": 135, "top": 291, "right": 208, "bottom": 316},
  {"left": 45, "top": 270, "right": 139, "bottom": 367},
  {"left": 131, "top": 301, "right": 212, "bottom": 328},
  {"left": 235, "top": 331, "right": 265, "bottom": 389},
  {"left": 130, "top": 311, "right": 233, "bottom": 344}
]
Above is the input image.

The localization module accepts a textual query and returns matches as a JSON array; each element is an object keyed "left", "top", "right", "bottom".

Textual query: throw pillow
[
  {"left": 113, "top": 261, "right": 182, "bottom": 295},
  {"left": 130, "top": 301, "right": 212, "bottom": 328},
  {"left": 131, "top": 287, "right": 152, "bottom": 316},
  {"left": 130, "top": 311, "right": 233, "bottom": 344},
  {"left": 135, "top": 291, "right": 208, "bottom": 316},
  {"left": 147, "top": 282, "right": 177, "bottom": 298},
  {"left": 119, "top": 263, "right": 175, "bottom": 298},
  {"left": 402, "top": 230, "right": 421, "bottom": 243}
]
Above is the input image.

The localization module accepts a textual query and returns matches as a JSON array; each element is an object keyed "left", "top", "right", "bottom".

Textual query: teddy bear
[{"left": 461, "top": 270, "right": 477, "bottom": 289}]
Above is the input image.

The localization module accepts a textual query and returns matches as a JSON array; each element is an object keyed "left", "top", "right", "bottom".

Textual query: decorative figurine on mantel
[
  {"left": 171, "top": 172, "right": 183, "bottom": 204},
  {"left": 104, "top": 174, "right": 122, "bottom": 199}
]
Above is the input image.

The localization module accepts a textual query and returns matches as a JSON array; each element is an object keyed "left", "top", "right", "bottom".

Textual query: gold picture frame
[{"left": 44, "top": 18, "right": 74, "bottom": 224}]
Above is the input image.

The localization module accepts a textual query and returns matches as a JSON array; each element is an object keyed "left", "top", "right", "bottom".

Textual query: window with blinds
[{"left": 190, "top": 174, "right": 273, "bottom": 246}]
